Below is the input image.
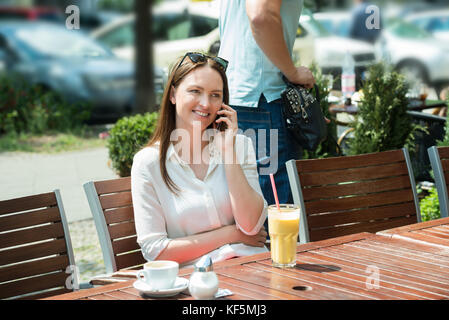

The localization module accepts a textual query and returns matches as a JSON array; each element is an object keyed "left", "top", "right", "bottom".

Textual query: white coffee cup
[{"left": 137, "top": 260, "right": 179, "bottom": 290}]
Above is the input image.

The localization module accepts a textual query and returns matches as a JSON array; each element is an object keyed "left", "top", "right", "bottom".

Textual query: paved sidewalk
[{"left": 0, "top": 147, "right": 118, "bottom": 222}]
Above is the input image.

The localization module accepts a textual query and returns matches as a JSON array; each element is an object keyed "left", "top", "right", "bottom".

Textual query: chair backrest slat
[
  {"left": 19, "top": 288, "right": 70, "bottom": 300},
  {"left": 0, "top": 193, "right": 57, "bottom": 216},
  {"left": 310, "top": 215, "right": 418, "bottom": 242},
  {"left": 299, "top": 162, "right": 408, "bottom": 187},
  {"left": 437, "top": 146, "right": 449, "bottom": 158},
  {"left": 305, "top": 189, "right": 415, "bottom": 215},
  {"left": 0, "top": 222, "right": 65, "bottom": 250},
  {"left": 94, "top": 177, "right": 131, "bottom": 194},
  {"left": 302, "top": 175, "right": 411, "bottom": 201},
  {"left": 108, "top": 221, "right": 137, "bottom": 240},
  {"left": 307, "top": 202, "right": 417, "bottom": 229},
  {"left": 112, "top": 236, "right": 140, "bottom": 255},
  {"left": 0, "top": 190, "right": 75, "bottom": 300},
  {"left": 0, "top": 207, "right": 61, "bottom": 233},
  {"left": 99, "top": 191, "right": 133, "bottom": 210},
  {"left": 104, "top": 206, "right": 134, "bottom": 225},
  {"left": 441, "top": 159, "right": 449, "bottom": 171},
  {"left": 287, "top": 148, "right": 420, "bottom": 243},
  {"left": 296, "top": 149, "right": 405, "bottom": 172},
  {"left": 2, "top": 239, "right": 67, "bottom": 266},
  {"left": 0, "top": 271, "right": 69, "bottom": 300},
  {"left": 84, "top": 177, "right": 145, "bottom": 274},
  {"left": 16, "top": 288, "right": 70, "bottom": 300},
  {"left": 0, "top": 255, "right": 70, "bottom": 283},
  {"left": 115, "top": 251, "right": 147, "bottom": 271}
]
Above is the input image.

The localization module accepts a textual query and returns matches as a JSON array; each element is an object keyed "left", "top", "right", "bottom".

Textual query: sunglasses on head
[{"left": 175, "top": 52, "right": 229, "bottom": 73}]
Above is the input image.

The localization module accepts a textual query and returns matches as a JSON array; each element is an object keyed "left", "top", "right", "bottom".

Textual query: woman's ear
[{"left": 169, "top": 85, "right": 176, "bottom": 105}]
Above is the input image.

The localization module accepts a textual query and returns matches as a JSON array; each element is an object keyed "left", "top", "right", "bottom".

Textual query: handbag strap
[{"left": 281, "top": 75, "right": 320, "bottom": 102}]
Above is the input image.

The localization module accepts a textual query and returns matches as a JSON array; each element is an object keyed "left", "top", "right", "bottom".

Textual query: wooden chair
[
  {"left": 0, "top": 190, "right": 77, "bottom": 300},
  {"left": 427, "top": 145, "right": 449, "bottom": 218},
  {"left": 286, "top": 148, "right": 421, "bottom": 243},
  {"left": 83, "top": 177, "right": 145, "bottom": 275}
]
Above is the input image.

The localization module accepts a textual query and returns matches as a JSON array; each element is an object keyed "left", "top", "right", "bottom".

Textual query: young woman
[{"left": 131, "top": 52, "right": 268, "bottom": 266}]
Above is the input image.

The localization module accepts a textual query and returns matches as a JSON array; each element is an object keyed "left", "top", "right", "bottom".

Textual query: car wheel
[
  {"left": 208, "top": 40, "right": 220, "bottom": 57},
  {"left": 397, "top": 61, "right": 428, "bottom": 85}
]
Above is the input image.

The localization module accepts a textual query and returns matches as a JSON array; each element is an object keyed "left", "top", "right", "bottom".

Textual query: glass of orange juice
[{"left": 268, "top": 204, "right": 300, "bottom": 268}]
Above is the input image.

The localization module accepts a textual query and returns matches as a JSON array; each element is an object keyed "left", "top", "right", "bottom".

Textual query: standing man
[
  {"left": 348, "top": 0, "right": 382, "bottom": 44},
  {"left": 218, "top": 0, "right": 315, "bottom": 225}
]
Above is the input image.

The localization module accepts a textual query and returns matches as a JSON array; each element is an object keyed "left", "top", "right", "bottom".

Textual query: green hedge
[
  {"left": 347, "top": 62, "right": 422, "bottom": 155},
  {"left": 0, "top": 75, "right": 90, "bottom": 135},
  {"left": 419, "top": 187, "right": 441, "bottom": 222},
  {"left": 107, "top": 112, "right": 159, "bottom": 177}
]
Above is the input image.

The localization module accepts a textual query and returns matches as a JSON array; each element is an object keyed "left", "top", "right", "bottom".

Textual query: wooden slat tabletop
[
  {"left": 377, "top": 217, "right": 449, "bottom": 252},
  {"left": 43, "top": 232, "right": 449, "bottom": 300}
]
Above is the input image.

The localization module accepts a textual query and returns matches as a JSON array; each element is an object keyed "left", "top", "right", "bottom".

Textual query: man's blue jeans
[{"left": 232, "top": 95, "right": 302, "bottom": 232}]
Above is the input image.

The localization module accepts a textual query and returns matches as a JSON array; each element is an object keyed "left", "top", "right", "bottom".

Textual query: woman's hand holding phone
[{"left": 214, "top": 103, "right": 238, "bottom": 159}]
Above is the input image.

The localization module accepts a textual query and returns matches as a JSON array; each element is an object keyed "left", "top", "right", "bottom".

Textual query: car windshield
[
  {"left": 14, "top": 26, "right": 112, "bottom": 58},
  {"left": 299, "top": 9, "right": 331, "bottom": 37},
  {"left": 425, "top": 16, "right": 449, "bottom": 31},
  {"left": 301, "top": 17, "right": 331, "bottom": 37},
  {"left": 387, "top": 18, "right": 432, "bottom": 39}
]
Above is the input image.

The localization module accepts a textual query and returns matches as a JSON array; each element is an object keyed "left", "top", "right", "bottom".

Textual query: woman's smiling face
[{"left": 171, "top": 65, "right": 224, "bottom": 133}]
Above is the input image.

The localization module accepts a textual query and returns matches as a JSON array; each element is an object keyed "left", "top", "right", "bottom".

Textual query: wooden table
[
  {"left": 377, "top": 217, "right": 449, "bottom": 252},
  {"left": 44, "top": 232, "right": 449, "bottom": 300}
]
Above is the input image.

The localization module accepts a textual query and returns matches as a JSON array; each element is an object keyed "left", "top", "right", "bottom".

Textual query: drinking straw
[{"left": 269, "top": 174, "right": 281, "bottom": 212}]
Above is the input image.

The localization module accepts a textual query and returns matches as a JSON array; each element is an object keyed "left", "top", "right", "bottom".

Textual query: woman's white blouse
[{"left": 131, "top": 134, "right": 268, "bottom": 266}]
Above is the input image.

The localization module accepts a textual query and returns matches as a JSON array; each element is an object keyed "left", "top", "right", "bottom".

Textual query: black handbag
[{"left": 281, "top": 77, "right": 327, "bottom": 151}]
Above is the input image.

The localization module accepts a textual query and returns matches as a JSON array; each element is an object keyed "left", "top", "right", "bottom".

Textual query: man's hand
[{"left": 285, "top": 66, "right": 316, "bottom": 89}]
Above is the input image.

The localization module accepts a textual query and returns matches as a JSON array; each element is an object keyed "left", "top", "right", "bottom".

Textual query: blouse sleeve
[
  {"left": 234, "top": 135, "right": 268, "bottom": 235},
  {"left": 131, "top": 149, "right": 171, "bottom": 261}
]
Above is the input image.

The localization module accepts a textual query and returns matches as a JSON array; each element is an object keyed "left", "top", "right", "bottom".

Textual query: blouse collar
[{"left": 166, "top": 130, "right": 221, "bottom": 167}]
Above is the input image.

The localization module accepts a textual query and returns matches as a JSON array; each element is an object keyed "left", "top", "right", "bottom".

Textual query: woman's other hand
[{"left": 236, "top": 226, "right": 268, "bottom": 247}]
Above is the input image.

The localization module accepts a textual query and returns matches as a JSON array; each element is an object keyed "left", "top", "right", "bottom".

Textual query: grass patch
[{"left": 0, "top": 125, "right": 109, "bottom": 153}]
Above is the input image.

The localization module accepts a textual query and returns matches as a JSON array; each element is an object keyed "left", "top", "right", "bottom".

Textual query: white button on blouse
[{"left": 131, "top": 134, "right": 268, "bottom": 267}]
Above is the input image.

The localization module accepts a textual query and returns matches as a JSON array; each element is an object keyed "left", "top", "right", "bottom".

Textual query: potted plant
[{"left": 347, "top": 62, "right": 422, "bottom": 155}]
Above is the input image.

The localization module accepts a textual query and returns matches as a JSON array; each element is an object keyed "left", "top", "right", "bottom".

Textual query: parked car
[
  {"left": 77, "top": 10, "right": 125, "bottom": 32},
  {"left": 0, "top": 21, "right": 165, "bottom": 121},
  {"left": 314, "top": 11, "right": 449, "bottom": 95},
  {"left": 91, "top": 0, "right": 221, "bottom": 73},
  {"left": 312, "top": 11, "right": 351, "bottom": 38},
  {"left": 405, "top": 9, "right": 449, "bottom": 41},
  {"left": 295, "top": 12, "right": 376, "bottom": 90},
  {"left": 0, "top": 6, "right": 64, "bottom": 22},
  {"left": 0, "top": 6, "right": 124, "bottom": 32}
]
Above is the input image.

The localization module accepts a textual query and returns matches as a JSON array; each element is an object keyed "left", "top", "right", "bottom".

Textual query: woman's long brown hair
[{"left": 146, "top": 55, "right": 230, "bottom": 195}]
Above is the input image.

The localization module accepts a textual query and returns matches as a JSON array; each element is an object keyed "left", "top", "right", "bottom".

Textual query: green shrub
[
  {"left": 107, "top": 112, "right": 159, "bottom": 177},
  {"left": 0, "top": 75, "right": 90, "bottom": 135},
  {"left": 420, "top": 187, "right": 441, "bottom": 222},
  {"left": 347, "top": 62, "right": 422, "bottom": 155}
]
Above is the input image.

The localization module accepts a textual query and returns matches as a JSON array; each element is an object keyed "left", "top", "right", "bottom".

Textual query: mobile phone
[{"left": 215, "top": 109, "right": 227, "bottom": 131}]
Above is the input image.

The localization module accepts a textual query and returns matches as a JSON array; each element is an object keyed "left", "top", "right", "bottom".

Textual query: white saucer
[{"left": 133, "top": 277, "right": 189, "bottom": 298}]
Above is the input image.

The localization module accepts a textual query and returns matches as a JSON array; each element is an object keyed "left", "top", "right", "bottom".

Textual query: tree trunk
[{"left": 134, "top": 0, "right": 156, "bottom": 114}]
